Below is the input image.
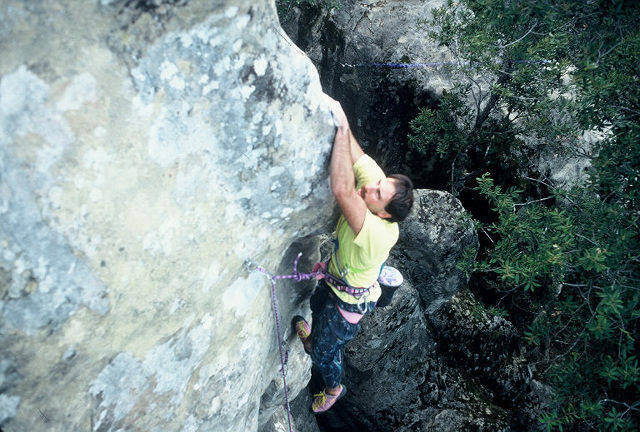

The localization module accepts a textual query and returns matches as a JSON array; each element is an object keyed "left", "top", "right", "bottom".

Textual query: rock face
[
  {"left": 280, "top": 0, "right": 456, "bottom": 98},
  {"left": 429, "top": 289, "right": 553, "bottom": 429},
  {"left": 0, "top": 1, "right": 334, "bottom": 431},
  {"left": 391, "top": 190, "right": 477, "bottom": 313},
  {"left": 341, "top": 282, "right": 437, "bottom": 430},
  {"left": 260, "top": 388, "right": 321, "bottom": 432}
]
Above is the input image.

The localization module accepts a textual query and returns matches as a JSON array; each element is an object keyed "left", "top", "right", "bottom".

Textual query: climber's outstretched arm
[
  {"left": 325, "top": 94, "right": 367, "bottom": 235},
  {"left": 348, "top": 129, "right": 364, "bottom": 165}
]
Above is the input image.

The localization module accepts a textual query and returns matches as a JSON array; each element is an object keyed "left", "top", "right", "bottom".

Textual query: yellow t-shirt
[{"left": 328, "top": 155, "right": 399, "bottom": 305}]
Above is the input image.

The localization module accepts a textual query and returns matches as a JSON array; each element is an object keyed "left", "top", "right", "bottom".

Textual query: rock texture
[
  {"left": 280, "top": 0, "right": 457, "bottom": 98},
  {"left": 392, "top": 190, "right": 477, "bottom": 313},
  {"left": 430, "top": 289, "right": 553, "bottom": 430},
  {"left": 0, "top": 1, "right": 335, "bottom": 431},
  {"left": 260, "top": 388, "right": 321, "bottom": 432}
]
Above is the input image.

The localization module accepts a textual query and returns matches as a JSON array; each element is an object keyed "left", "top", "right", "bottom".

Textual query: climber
[{"left": 293, "top": 94, "right": 414, "bottom": 413}]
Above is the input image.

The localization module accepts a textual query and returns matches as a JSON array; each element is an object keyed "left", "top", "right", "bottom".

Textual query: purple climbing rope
[
  {"left": 255, "top": 266, "right": 297, "bottom": 432},
  {"left": 254, "top": 252, "right": 317, "bottom": 432}
]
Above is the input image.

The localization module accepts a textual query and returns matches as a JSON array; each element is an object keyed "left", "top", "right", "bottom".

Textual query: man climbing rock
[{"left": 293, "top": 95, "right": 414, "bottom": 413}]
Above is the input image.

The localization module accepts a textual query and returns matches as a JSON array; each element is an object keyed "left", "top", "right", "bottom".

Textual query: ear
[{"left": 376, "top": 209, "right": 392, "bottom": 219}]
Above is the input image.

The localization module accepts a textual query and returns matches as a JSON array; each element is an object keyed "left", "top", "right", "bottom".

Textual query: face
[{"left": 358, "top": 177, "right": 398, "bottom": 218}]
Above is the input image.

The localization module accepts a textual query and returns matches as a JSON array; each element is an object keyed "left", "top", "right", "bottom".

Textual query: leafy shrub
[
  {"left": 408, "top": 92, "right": 469, "bottom": 159},
  {"left": 409, "top": 0, "right": 640, "bottom": 429}
]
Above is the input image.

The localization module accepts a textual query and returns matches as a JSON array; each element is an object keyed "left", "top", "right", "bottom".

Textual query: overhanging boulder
[{"left": 393, "top": 189, "right": 478, "bottom": 314}]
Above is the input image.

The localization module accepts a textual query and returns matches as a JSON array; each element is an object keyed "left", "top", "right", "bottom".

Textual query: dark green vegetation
[{"left": 408, "top": 0, "right": 640, "bottom": 430}]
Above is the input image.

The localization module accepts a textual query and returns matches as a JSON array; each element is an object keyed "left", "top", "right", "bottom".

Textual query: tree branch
[
  {"left": 473, "top": 62, "right": 513, "bottom": 131},
  {"left": 499, "top": 20, "right": 538, "bottom": 49}
]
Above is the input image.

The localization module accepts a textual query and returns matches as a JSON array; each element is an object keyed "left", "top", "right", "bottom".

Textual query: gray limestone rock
[
  {"left": 330, "top": 284, "right": 513, "bottom": 432},
  {"left": 256, "top": 238, "right": 323, "bottom": 430},
  {"left": 0, "top": 1, "right": 334, "bottom": 431},
  {"left": 281, "top": 0, "right": 458, "bottom": 96},
  {"left": 392, "top": 189, "right": 478, "bottom": 314},
  {"left": 528, "top": 126, "right": 604, "bottom": 190},
  {"left": 334, "top": 282, "right": 551, "bottom": 431},
  {"left": 429, "top": 289, "right": 553, "bottom": 429},
  {"left": 260, "top": 387, "right": 321, "bottom": 432},
  {"left": 342, "top": 282, "right": 435, "bottom": 430},
  {"left": 429, "top": 289, "right": 524, "bottom": 394}
]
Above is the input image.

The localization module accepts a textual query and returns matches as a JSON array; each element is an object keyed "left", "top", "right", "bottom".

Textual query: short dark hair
[{"left": 385, "top": 174, "right": 414, "bottom": 223}]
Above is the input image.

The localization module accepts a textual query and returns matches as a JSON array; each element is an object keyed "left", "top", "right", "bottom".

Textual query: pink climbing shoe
[
  {"left": 312, "top": 385, "right": 346, "bottom": 413},
  {"left": 378, "top": 265, "right": 403, "bottom": 287}
]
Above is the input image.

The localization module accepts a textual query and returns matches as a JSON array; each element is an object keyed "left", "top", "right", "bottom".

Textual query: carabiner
[{"left": 357, "top": 295, "right": 369, "bottom": 314}]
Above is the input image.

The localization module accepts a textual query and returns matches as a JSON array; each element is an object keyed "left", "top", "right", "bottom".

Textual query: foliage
[
  {"left": 410, "top": 0, "right": 640, "bottom": 430},
  {"left": 472, "top": 175, "right": 640, "bottom": 431},
  {"left": 408, "top": 92, "right": 469, "bottom": 159}
]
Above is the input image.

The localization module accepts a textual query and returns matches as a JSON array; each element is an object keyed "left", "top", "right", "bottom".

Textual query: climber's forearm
[
  {"left": 330, "top": 125, "right": 356, "bottom": 196},
  {"left": 348, "top": 129, "right": 365, "bottom": 165},
  {"left": 325, "top": 94, "right": 367, "bottom": 233},
  {"left": 326, "top": 94, "right": 357, "bottom": 195}
]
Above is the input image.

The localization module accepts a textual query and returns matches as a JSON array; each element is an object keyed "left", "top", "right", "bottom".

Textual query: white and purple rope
[{"left": 253, "top": 252, "right": 373, "bottom": 432}]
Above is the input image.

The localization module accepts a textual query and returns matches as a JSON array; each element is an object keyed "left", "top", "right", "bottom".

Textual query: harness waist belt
[
  {"left": 325, "top": 273, "right": 371, "bottom": 298},
  {"left": 326, "top": 286, "right": 377, "bottom": 314}
]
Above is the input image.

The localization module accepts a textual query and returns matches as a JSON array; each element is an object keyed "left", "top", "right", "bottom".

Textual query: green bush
[
  {"left": 410, "top": 0, "right": 640, "bottom": 429},
  {"left": 471, "top": 175, "right": 639, "bottom": 431},
  {"left": 408, "top": 93, "right": 469, "bottom": 159}
]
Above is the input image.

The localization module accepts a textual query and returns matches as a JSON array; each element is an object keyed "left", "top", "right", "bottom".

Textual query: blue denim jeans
[{"left": 309, "top": 281, "right": 362, "bottom": 389}]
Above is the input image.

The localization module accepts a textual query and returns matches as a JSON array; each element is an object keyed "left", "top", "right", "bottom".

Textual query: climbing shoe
[
  {"left": 312, "top": 385, "right": 346, "bottom": 413},
  {"left": 378, "top": 265, "right": 403, "bottom": 287},
  {"left": 292, "top": 315, "right": 311, "bottom": 354}
]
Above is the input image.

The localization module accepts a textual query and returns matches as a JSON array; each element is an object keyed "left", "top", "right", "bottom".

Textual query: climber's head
[
  {"left": 384, "top": 174, "right": 414, "bottom": 223},
  {"left": 358, "top": 174, "right": 414, "bottom": 222}
]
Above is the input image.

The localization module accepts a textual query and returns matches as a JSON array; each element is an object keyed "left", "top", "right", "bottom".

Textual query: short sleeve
[{"left": 353, "top": 154, "right": 385, "bottom": 189}]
